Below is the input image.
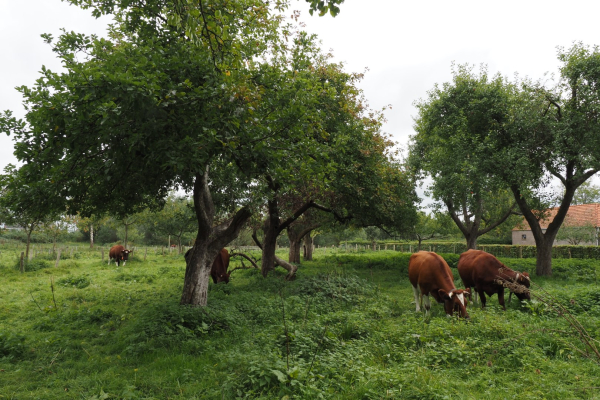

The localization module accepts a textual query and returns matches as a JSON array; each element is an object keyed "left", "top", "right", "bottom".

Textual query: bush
[
  {"left": 0, "top": 332, "right": 26, "bottom": 361},
  {"left": 293, "top": 273, "right": 374, "bottom": 302},
  {"left": 57, "top": 275, "right": 91, "bottom": 289},
  {"left": 14, "top": 258, "right": 51, "bottom": 272}
]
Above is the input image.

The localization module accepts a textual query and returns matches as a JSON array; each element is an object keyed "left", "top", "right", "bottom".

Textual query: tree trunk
[
  {"left": 124, "top": 224, "right": 129, "bottom": 249},
  {"left": 287, "top": 226, "right": 303, "bottom": 264},
  {"left": 261, "top": 223, "right": 279, "bottom": 277},
  {"left": 289, "top": 239, "right": 301, "bottom": 264},
  {"left": 90, "top": 224, "right": 94, "bottom": 249},
  {"left": 511, "top": 184, "right": 575, "bottom": 277},
  {"left": 303, "top": 233, "right": 314, "bottom": 261},
  {"left": 180, "top": 243, "right": 215, "bottom": 306},
  {"left": 535, "top": 238, "right": 553, "bottom": 276},
  {"left": 466, "top": 233, "right": 478, "bottom": 250},
  {"left": 275, "top": 255, "right": 298, "bottom": 280},
  {"left": 180, "top": 168, "right": 252, "bottom": 306}
]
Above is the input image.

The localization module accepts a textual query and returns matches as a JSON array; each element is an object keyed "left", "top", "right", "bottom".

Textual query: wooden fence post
[{"left": 20, "top": 252, "right": 24, "bottom": 273}]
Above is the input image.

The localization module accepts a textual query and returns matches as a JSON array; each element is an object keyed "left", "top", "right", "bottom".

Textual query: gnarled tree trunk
[
  {"left": 180, "top": 168, "right": 252, "bottom": 306},
  {"left": 287, "top": 223, "right": 320, "bottom": 263}
]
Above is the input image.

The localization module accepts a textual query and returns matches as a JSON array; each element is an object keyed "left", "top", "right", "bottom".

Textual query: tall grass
[{"left": 0, "top": 247, "right": 599, "bottom": 398}]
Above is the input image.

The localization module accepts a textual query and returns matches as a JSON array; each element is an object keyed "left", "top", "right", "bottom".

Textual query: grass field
[{"left": 1, "top": 247, "right": 599, "bottom": 399}]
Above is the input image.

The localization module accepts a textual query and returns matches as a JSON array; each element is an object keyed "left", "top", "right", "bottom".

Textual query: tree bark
[
  {"left": 180, "top": 168, "right": 252, "bottom": 306},
  {"left": 446, "top": 197, "right": 516, "bottom": 250},
  {"left": 511, "top": 183, "right": 576, "bottom": 276},
  {"left": 275, "top": 255, "right": 298, "bottom": 280},
  {"left": 303, "top": 233, "right": 314, "bottom": 261},
  {"left": 289, "top": 238, "right": 301, "bottom": 264},
  {"left": 287, "top": 223, "right": 319, "bottom": 263},
  {"left": 466, "top": 234, "right": 478, "bottom": 250},
  {"left": 90, "top": 224, "right": 94, "bottom": 249}
]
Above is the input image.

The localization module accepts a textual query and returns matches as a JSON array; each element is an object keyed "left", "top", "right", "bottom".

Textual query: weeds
[{"left": 1, "top": 248, "right": 600, "bottom": 398}]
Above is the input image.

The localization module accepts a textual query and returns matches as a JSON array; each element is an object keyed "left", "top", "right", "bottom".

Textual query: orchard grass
[{"left": 0, "top": 247, "right": 599, "bottom": 399}]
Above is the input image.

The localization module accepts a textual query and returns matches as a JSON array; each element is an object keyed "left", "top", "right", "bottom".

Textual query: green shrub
[
  {"left": 0, "top": 332, "right": 26, "bottom": 361},
  {"left": 57, "top": 275, "right": 91, "bottom": 289},
  {"left": 293, "top": 273, "right": 374, "bottom": 302},
  {"left": 14, "top": 258, "right": 51, "bottom": 272}
]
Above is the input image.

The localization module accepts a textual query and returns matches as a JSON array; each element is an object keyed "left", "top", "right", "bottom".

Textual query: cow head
[
  {"left": 120, "top": 249, "right": 131, "bottom": 261},
  {"left": 513, "top": 272, "right": 531, "bottom": 300},
  {"left": 215, "top": 272, "right": 230, "bottom": 284},
  {"left": 439, "top": 288, "right": 470, "bottom": 318}
]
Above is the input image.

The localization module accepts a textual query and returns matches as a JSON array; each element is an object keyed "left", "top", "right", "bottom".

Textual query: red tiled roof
[{"left": 512, "top": 203, "right": 600, "bottom": 230}]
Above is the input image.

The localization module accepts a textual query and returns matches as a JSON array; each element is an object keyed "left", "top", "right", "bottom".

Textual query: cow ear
[
  {"left": 522, "top": 272, "right": 530, "bottom": 280},
  {"left": 438, "top": 289, "right": 452, "bottom": 300}
]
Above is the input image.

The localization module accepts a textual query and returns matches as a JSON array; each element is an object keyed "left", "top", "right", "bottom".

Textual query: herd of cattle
[
  {"left": 410, "top": 250, "right": 531, "bottom": 318},
  {"left": 109, "top": 244, "right": 531, "bottom": 318}
]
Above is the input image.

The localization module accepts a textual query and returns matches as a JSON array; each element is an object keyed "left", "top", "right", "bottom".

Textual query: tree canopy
[
  {"left": 410, "top": 65, "right": 518, "bottom": 249},
  {"left": 0, "top": 0, "right": 409, "bottom": 304},
  {"left": 412, "top": 44, "right": 600, "bottom": 275}
]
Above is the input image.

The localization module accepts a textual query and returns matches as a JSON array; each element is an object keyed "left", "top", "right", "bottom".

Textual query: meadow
[{"left": 1, "top": 245, "right": 600, "bottom": 399}]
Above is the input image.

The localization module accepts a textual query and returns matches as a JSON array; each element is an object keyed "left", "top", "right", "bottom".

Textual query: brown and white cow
[
  {"left": 184, "top": 248, "right": 231, "bottom": 284},
  {"left": 457, "top": 249, "right": 530, "bottom": 310},
  {"left": 408, "top": 251, "right": 471, "bottom": 318},
  {"left": 109, "top": 245, "right": 132, "bottom": 266}
]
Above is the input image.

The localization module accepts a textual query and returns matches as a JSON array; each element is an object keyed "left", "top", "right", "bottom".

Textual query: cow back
[
  {"left": 109, "top": 245, "right": 125, "bottom": 260},
  {"left": 458, "top": 249, "right": 530, "bottom": 299},
  {"left": 409, "top": 251, "right": 455, "bottom": 298},
  {"left": 458, "top": 249, "right": 510, "bottom": 286},
  {"left": 211, "top": 248, "right": 230, "bottom": 283}
]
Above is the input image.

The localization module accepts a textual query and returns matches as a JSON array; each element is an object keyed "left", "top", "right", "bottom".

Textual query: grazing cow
[
  {"left": 109, "top": 245, "right": 132, "bottom": 266},
  {"left": 457, "top": 249, "right": 530, "bottom": 310},
  {"left": 184, "top": 248, "right": 231, "bottom": 284},
  {"left": 211, "top": 248, "right": 231, "bottom": 284},
  {"left": 408, "top": 251, "right": 471, "bottom": 318}
]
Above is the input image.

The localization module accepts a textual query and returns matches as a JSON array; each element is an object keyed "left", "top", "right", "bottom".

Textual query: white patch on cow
[
  {"left": 448, "top": 291, "right": 454, "bottom": 298},
  {"left": 412, "top": 286, "right": 421, "bottom": 312},
  {"left": 423, "top": 294, "right": 431, "bottom": 311},
  {"left": 515, "top": 273, "right": 520, "bottom": 281},
  {"left": 457, "top": 293, "right": 465, "bottom": 306}
]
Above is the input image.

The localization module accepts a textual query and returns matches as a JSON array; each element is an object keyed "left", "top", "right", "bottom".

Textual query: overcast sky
[{"left": 2, "top": 0, "right": 599, "bottom": 204}]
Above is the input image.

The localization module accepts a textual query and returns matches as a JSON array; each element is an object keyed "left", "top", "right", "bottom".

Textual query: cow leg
[
  {"left": 412, "top": 285, "right": 421, "bottom": 312},
  {"left": 508, "top": 291, "right": 513, "bottom": 304},
  {"left": 423, "top": 294, "right": 431, "bottom": 313},
  {"left": 478, "top": 290, "right": 486, "bottom": 309},
  {"left": 498, "top": 288, "right": 506, "bottom": 311}
]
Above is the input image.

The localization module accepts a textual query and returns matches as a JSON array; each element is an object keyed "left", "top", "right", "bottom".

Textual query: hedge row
[
  {"left": 338, "top": 242, "right": 600, "bottom": 260},
  {"left": 323, "top": 252, "right": 600, "bottom": 282}
]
